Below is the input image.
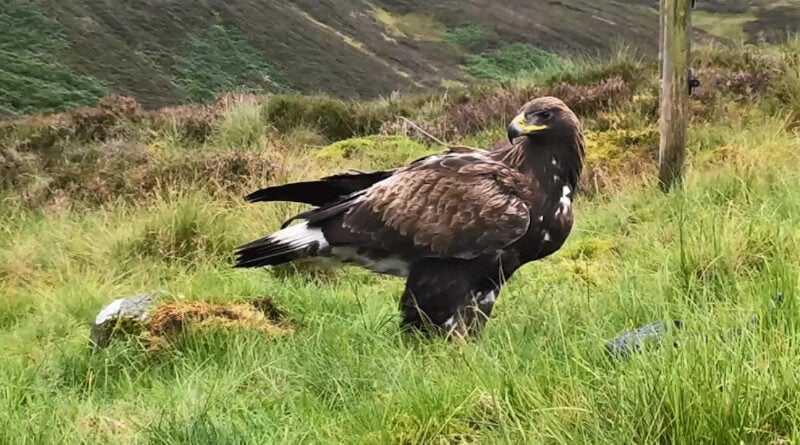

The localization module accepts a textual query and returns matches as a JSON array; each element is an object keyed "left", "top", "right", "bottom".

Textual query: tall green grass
[
  {"left": 2, "top": 100, "right": 800, "bottom": 443},
  {"left": 466, "top": 43, "right": 576, "bottom": 82},
  {"left": 3, "top": 41, "right": 800, "bottom": 443}
]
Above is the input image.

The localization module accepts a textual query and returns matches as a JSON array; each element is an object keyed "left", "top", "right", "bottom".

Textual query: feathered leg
[
  {"left": 462, "top": 280, "right": 503, "bottom": 336},
  {"left": 399, "top": 259, "right": 502, "bottom": 338}
]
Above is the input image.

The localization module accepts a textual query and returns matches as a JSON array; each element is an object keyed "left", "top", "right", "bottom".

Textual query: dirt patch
[{"left": 147, "top": 297, "right": 293, "bottom": 346}]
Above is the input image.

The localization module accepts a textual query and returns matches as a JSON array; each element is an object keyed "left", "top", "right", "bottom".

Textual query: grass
[
  {"left": 372, "top": 8, "right": 447, "bottom": 42},
  {"left": 173, "top": 25, "right": 287, "bottom": 104},
  {"left": 0, "top": 0, "right": 107, "bottom": 115},
  {"left": 441, "top": 24, "right": 496, "bottom": 52},
  {"left": 693, "top": 11, "right": 757, "bottom": 43},
  {"left": 467, "top": 43, "right": 576, "bottom": 82},
  {"left": 2, "top": 41, "right": 800, "bottom": 443}
]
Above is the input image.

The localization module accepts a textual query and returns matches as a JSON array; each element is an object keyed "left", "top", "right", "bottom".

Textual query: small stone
[
  {"left": 605, "top": 320, "right": 682, "bottom": 360},
  {"left": 90, "top": 292, "right": 160, "bottom": 350}
]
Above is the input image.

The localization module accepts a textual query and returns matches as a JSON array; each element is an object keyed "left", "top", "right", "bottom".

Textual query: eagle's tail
[{"left": 233, "top": 222, "right": 330, "bottom": 268}]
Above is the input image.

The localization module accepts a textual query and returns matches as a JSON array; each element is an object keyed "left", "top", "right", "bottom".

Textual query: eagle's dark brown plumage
[{"left": 235, "top": 97, "right": 585, "bottom": 337}]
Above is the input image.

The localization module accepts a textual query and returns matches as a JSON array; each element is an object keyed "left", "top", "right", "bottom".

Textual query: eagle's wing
[{"left": 324, "top": 154, "right": 533, "bottom": 259}]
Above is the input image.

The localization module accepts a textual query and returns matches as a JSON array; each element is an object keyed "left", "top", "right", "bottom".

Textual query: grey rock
[
  {"left": 605, "top": 320, "right": 683, "bottom": 359},
  {"left": 606, "top": 292, "right": 786, "bottom": 360},
  {"left": 90, "top": 292, "right": 160, "bottom": 349}
]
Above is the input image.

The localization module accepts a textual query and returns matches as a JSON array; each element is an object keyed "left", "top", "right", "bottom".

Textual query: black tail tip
[{"left": 244, "top": 190, "right": 263, "bottom": 203}]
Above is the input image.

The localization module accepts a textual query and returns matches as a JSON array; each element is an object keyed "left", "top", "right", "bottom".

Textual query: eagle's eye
[{"left": 537, "top": 111, "right": 554, "bottom": 121}]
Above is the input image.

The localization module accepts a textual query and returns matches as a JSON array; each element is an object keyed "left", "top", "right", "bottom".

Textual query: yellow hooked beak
[{"left": 507, "top": 112, "right": 547, "bottom": 143}]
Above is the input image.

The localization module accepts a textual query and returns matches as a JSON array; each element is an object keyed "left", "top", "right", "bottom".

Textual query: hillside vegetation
[
  {"left": 2, "top": 39, "right": 800, "bottom": 443},
  {"left": 2, "top": 0, "right": 799, "bottom": 116}
]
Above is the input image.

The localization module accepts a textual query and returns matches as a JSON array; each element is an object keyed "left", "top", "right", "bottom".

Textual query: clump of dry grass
[
  {"left": 0, "top": 96, "right": 143, "bottom": 152},
  {"left": 148, "top": 297, "right": 292, "bottom": 345},
  {"left": 86, "top": 296, "right": 293, "bottom": 351},
  {"left": 2, "top": 141, "right": 283, "bottom": 208}
]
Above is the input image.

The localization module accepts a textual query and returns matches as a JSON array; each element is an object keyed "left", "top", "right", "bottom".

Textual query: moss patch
[
  {"left": 372, "top": 9, "right": 447, "bottom": 41},
  {"left": 315, "top": 135, "right": 437, "bottom": 171}
]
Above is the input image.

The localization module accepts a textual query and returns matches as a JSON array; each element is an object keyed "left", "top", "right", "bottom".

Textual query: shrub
[
  {"left": 135, "top": 150, "right": 283, "bottom": 199},
  {"left": 443, "top": 77, "right": 632, "bottom": 138},
  {"left": 263, "top": 94, "right": 417, "bottom": 142},
  {"left": 441, "top": 24, "right": 496, "bottom": 52},
  {"left": 1, "top": 138, "right": 283, "bottom": 207},
  {"left": 210, "top": 102, "right": 271, "bottom": 151},
  {"left": 1, "top": 113, "right": 73, "bottom": 152},
  {"left": 148, "top": 103, "right": 222, "bottom": 144},
  {"left": 1, "top": 96, "right": 143, "bottom": 152},
  {"left": 557, "top": 48, "right": 653, "bottom": 90},
  {"left": 581, "top": 129, "right": 659, "bottom": 195},
  {"left": 466, "top": 44, "right": 574, "bottom": 82}
]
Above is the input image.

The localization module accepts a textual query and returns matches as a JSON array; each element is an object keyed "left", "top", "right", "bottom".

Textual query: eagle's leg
[
  {"left": 461, "top": 283, "right": 502, "bottom": 337},
  {"left": 399, "top": 259, "right": 500, "bottom": 338}
]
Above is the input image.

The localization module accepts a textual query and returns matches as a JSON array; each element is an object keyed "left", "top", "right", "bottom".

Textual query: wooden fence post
[{"left": 658, "top": 0, "right": 692, "bottom": 191}]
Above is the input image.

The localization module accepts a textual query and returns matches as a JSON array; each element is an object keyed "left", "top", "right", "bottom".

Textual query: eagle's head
[{"left": 506, "top": 96, "right": 580, "bottom": 144}]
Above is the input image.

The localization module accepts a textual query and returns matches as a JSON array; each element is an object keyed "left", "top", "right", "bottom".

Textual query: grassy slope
[
  {"left": 0, "top": 0, "right": 670, "bottom": 113},
  {"left": 2, "top": 44, "right": 800, "bottom": 443},
  {"left": 3, "top": 0, "right": 798, "bottom": 115}
]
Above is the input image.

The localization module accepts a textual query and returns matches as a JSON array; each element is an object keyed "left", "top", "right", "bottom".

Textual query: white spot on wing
[
  {"left": 272, "top": 222, "right": 329, "bottom": 250},
  {"left": 543, "top": 231, "right": 552, "bottom": 242},
  {"left": 559, "top": 185, "right": 572, "bottom": 210},
  {"left": 538, "top": 215, "right": 544, "bottom": 222},
  {"left": 551, "top": 157, "right": 558, "bottom": 166}
]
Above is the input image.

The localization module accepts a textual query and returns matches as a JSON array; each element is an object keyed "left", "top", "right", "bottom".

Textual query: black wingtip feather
[
  {"left": 245, "top": 182, "right": 351, "bottom": 206},
  {"left": 245, "top": 171, "right": 395, "bottom": 206},
  {"left": 233, "top": 236, "right": 303, "bottom": 269}
]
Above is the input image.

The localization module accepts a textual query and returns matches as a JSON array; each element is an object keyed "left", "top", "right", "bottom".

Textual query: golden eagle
[{"left": 235, "top": 97, "right": 585, "bottom": 337}]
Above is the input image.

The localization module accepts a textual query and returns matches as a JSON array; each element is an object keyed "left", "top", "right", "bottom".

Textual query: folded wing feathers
[
  {"left": 236, "top": 152, "right": 533, "bottom": 267},
  {"left": 234, "top": 222, "right": 329, "bottom": 268},
  {"left": 244, "top": 170, "right": 394, "bottom": 206}
]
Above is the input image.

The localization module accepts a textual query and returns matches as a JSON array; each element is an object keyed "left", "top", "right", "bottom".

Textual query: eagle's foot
[{"left": 400, "top": 298, "right": 494, "bottom": 340}]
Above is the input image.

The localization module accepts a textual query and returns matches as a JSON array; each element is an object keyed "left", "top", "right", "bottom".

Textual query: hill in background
[{"left": 1, "top": 0, "right": 799, "bottom": 116}]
